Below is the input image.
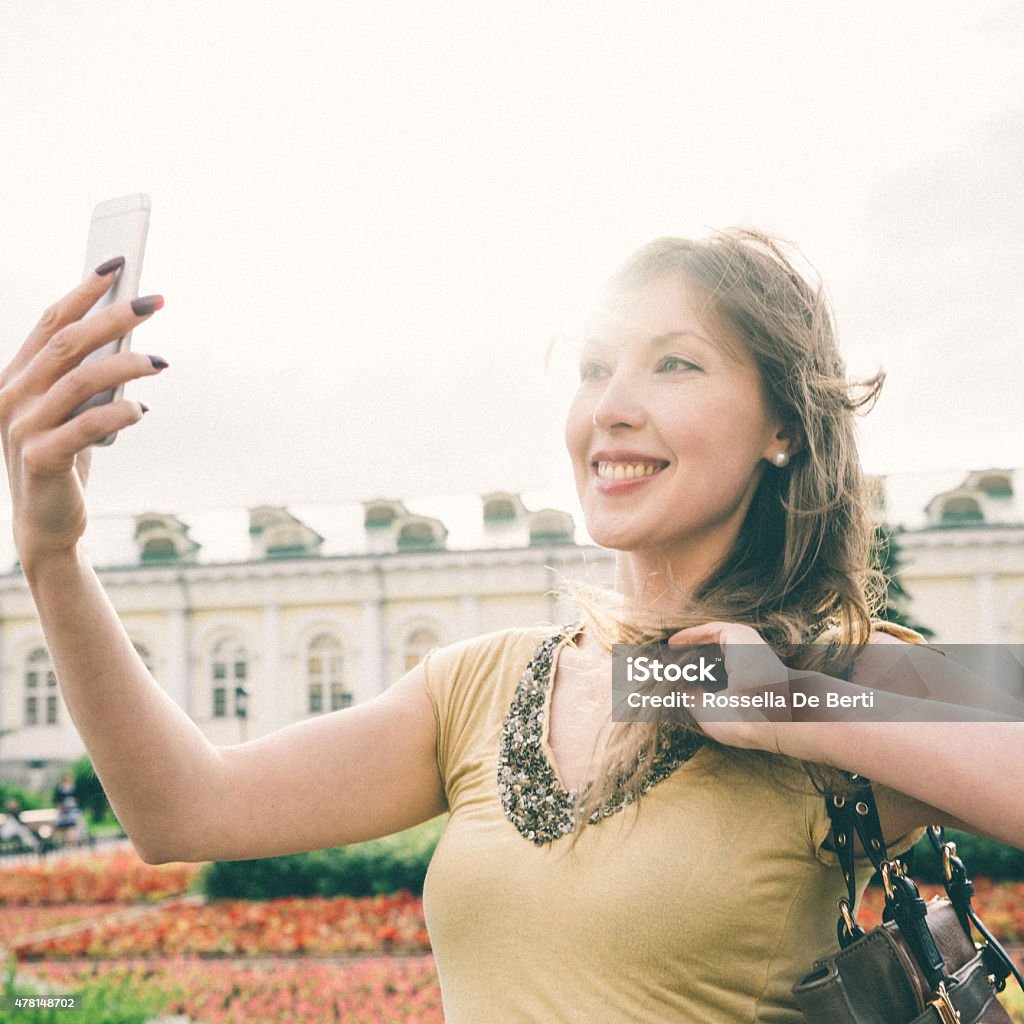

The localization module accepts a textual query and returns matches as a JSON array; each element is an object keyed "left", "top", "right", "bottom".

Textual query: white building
[
  {"left": 893, "top": 469, "right": 1024, "bottom": 644},
  {"left": 1, "top": 470, "right": 1022, "bottom": 789},
  {"left": 0, "top": 493, "right": 612, "bottom": 788}
]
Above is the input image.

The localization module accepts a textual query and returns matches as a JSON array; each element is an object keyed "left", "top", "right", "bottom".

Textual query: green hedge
[
  {"left": 905, "top": 829, "right": 1024, "bottom": 884},
  {"left": 200, "top": 817, "right": 1023, "bottom": 901},
  {"left": 200, "top": 816, "right": 445, "bottom": 900}
]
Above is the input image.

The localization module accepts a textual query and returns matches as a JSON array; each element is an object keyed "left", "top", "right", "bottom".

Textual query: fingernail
[
  {"left": 131, "top": 295, "right": 164, "bottom": 317},
  {"left": 95, "top": 256, "right": 125, "bottom": 276},
  {"left": 139, "top": 402, "right": 150, "bottom": 415},
  {"left": 148, "top": 355, "right": 169, "bottom": 370}
]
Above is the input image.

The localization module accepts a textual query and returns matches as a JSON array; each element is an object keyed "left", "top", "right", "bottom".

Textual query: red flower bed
[
  {"left": 13, "top": 893, "right": 430, "bottom": 959},
  {"left": 21, "top": 955, "right": 444, "bottom": 1024},
  {"left": 0, "top": 903, "right": 128, "bottom": 946},
  {"left": 0, "top": 848, "right": 201, "bottom": 905}
]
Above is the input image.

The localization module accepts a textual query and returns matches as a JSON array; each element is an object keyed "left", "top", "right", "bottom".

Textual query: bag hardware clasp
[{"left": 928, "top": 981, "right": 961, "bottom": 1024}]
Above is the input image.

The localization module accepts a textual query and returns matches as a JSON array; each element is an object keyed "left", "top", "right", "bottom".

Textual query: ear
[{"left": 761, "top": 422, "right": 802, "bottom": 466}]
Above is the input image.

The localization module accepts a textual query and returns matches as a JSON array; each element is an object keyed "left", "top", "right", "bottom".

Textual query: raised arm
[
  {"left": 668, "top": 622, "right": 1024, "bottom": 849},
  {"left": 1, "top": 268, "right": 446, "bottom": 864}
]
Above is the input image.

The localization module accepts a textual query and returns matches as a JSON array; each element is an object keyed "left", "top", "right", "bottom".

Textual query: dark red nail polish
[
  {"left": 149, "top": 355, "right": 169, "bottom": 370},
  {"left": 139, "top": 402, "right": 150, "bottom": 414},
  {"left": 131, "top": 295, "right": 164, "bottom": 317},
  {"left": 95, "top": 256, "right": 125, "bottom": 276}
]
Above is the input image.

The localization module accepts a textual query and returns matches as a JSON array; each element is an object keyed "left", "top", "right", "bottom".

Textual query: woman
[{"left": 1, "top": 230, "right": 1020, "bottom": 1022}]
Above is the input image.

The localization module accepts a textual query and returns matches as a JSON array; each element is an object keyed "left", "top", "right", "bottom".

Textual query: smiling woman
[
  {"left": 566, "top": 265, "right": 794, "bottom": 583},
  {"left": 1, "top": 228, "right": 1021, "bottom": 1024}
]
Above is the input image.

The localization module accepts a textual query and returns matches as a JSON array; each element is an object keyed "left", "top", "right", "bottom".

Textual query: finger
[
  {"left": 18, "top": 294, "right": 163, "bottom": 395},
  {"left": 668, "top": 624, "right": 722, "bottom": 646},
  {"left": 34, "top": 351, "right": 167, "bottom": 427},
  {"left": 6, "top": 261, "right": 127, "bottom": 377},
  {"left": 21, "top": 399, "right": 149, "bottom": 474}
]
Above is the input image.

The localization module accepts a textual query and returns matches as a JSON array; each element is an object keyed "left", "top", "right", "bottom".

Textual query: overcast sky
[{"left": 1, "top": 1, "right": 1021, "bottom": 538}]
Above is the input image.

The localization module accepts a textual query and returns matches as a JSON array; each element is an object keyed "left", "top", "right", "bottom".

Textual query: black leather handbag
[{"left": 792, "top": 773, "right": 1023, "bottom": 1023}]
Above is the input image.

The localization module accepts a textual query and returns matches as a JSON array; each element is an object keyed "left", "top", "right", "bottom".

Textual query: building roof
[
  {"left": 1, "top": 468, "right": 1019, "bottom": 574},
  {"left": 0, "top": 491, "right": 582, "bottom": 573}
]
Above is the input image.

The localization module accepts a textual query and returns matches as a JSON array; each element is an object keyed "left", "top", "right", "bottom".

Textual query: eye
[
  {"left": 578, "top": 359, "right": 610, "bottom": 382},
  {"left": 656, "top": 355, "right": 702, "bottom": 374}
]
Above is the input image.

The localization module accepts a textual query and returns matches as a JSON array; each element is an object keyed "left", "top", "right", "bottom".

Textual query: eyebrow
[
  {"left": 651, "top": 329, "right": 713, "bottom": 348},
  {"left": 582, "top": 328, "right": 737, "bottom": 362},
  {"left": 651, "top": 328, "right": 744, "bottom": 363}
]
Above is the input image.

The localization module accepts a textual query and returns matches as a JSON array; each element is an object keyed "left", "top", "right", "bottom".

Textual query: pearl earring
[{"left": 772, "top": 451, "right": 790, "bottom": 468}]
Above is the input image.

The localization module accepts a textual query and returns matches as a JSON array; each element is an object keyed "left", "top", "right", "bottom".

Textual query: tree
[
  {"left": 72, "top": 754, "right": 112, "bottom": 823},
  {"left": 871, "top": 524, "right": 933, "bottom": 638}
]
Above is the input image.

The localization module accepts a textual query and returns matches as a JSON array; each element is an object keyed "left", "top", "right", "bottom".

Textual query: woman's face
[{"left": 564, "top": 271, "right": 788, "bottom": 578}]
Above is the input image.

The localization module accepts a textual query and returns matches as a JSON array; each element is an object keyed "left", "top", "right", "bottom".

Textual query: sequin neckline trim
[{"left": 497, "top": 627, "right": 702, "bottom": 845}]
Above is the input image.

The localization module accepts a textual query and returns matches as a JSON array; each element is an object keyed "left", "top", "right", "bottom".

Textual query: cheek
[{"left": 564, "top": 393, "right": 591, "bottom": 460}]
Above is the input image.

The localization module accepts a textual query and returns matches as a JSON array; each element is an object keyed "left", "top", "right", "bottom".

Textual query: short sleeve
[
  {"left": 421, "top": 627, "right": 551, "bottom": 805},
  {"left": 421, "top": 640, "right": 463, "bottom": 796}
]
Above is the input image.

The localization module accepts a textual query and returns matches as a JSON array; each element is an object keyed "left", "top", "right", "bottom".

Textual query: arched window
[
  {"left": 307, "top": 634, "right": 351, "bottom": 713},
  {"left": 404, "top": 628, "right": 440, "bottom": 672},
  {"left": 976, "top": 474, "right": 1013, "bottom": 498},
  {"left": 24, "top": 647, "right": 58, "bottom": 726},
  {"left": 210, "top": 637, "right": 248, "bottom": 719},
  {"left": 940, "top": 497, "right": 983, "bottom": 525}
]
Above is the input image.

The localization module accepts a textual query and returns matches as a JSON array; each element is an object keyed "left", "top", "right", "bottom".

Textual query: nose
[{"left": 591, "top": 369, "right": 647, "bottom": 431}]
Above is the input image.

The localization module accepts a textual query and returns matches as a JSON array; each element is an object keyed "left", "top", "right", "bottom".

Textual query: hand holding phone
[{"left": 71, "top": 193, "right": 151, "bottom": 443}]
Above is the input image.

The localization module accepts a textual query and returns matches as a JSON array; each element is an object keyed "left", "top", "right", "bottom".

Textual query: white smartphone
[{"left": 72, "top": 193, "right": 151, "bottom": 444}]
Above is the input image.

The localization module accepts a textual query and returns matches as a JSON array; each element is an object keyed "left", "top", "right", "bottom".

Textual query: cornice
[
  {"left": 897, "top": 524, "right": 1024, "bottom": 549},
  {"left": 0, "top": 543, "right": 613, "bottom": 592}
]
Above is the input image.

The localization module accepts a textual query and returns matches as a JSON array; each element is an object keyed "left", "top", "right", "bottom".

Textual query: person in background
[{"left": 1, "top": 796, "right": 41, "bottom": 852}]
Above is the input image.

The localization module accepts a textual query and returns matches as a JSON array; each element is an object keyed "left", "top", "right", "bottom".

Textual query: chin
[{"left": 582, "top": 518, "right": 651, "bottom": 553}]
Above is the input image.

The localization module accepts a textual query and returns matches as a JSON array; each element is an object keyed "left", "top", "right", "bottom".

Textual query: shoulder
[
  {"left": 426, "top": 624, "right": 561, "bottom": 670},
  {"left": 422, "top": 624, "right": 565, "bottom": 785},
  {"left": 422, "top": 624, "right": 563, "bottom": 704}
]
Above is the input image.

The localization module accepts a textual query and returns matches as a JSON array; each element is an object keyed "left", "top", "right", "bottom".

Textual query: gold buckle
[
  {"left": 928, "top": 981, "right": 961, "bottom": 1024},
  {"left": 880, "top": 860, "right": 906, "bottom": 901},
  {"left": 942, "top": 841, "right": 958, "bottom": 883},
  {"left": 838, "top": 898, "right": 858, "bottom": 937}
]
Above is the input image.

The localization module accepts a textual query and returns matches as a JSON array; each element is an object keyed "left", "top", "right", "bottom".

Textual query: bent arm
[
  {"left": 779, "top": 634, "right": 1024, "bottom": 848},
  {"left": 668, "top": 622, "right": 1023, "bottom": 848},
  {"left": 28, "top": 548, "right": 446, "bottom": 864}
]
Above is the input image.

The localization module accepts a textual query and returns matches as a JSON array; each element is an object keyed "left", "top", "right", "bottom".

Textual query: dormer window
[
  {"left": 249, "top": 507, "right": 323, "bottom": 560},
  {"left": 396, "top": 516, "right": 447, "bottom": 551},
  {"left": 134, "top": 513, "right": 200, "bottom": 564},
  {"left": 482, "top": 492, "right": 525, "bottom": 523},
  {"left": 939, "top": 497, "right": 984, "bottom": 525},
  {"left": 975, "top": 473, "right": 1013, "bottom": 498},
  {"left": 364, "top": 499, "right": 408, "bottom": 529},
  {"left": 528, "top": 509, "right": 575, "bottom": 545}
]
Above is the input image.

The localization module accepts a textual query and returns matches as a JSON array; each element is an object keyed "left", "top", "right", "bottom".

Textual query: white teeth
[{"left": 596, "top": 461, "right": 664, "bottom": 480}]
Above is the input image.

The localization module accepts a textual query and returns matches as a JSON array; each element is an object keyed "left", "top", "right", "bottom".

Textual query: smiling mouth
[{"left": 594, "top": 460, "right": 668, "bottom": 481}]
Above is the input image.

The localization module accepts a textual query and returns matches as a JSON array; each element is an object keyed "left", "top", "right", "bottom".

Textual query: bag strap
[
  {"left": 925, "top": 823, "right": 1024, "bottom": 992},
  {"left": 826, "top": 775, "right": 948, "bottom": 991},
  {"left": 827, "top": 776, "right": 1022, "bottom": 994}
]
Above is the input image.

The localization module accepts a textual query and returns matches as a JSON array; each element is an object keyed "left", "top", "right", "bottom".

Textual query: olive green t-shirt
[{"left": 422, "top": 626, "right": 925, "bottom": 1023}]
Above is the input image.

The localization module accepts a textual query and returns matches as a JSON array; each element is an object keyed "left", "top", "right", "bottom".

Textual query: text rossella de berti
[{"left": 618, "top": 653, "right": 875, "bottom": 711}]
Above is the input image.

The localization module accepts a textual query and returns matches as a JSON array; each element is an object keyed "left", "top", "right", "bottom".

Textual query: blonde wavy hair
[{"left": 568, "top": 228, "right": 911, "bottom": 835}]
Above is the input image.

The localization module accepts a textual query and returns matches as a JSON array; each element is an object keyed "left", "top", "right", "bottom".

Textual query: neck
[{"left": 612, "top": 547, "right": 717, "bottom": 622}]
